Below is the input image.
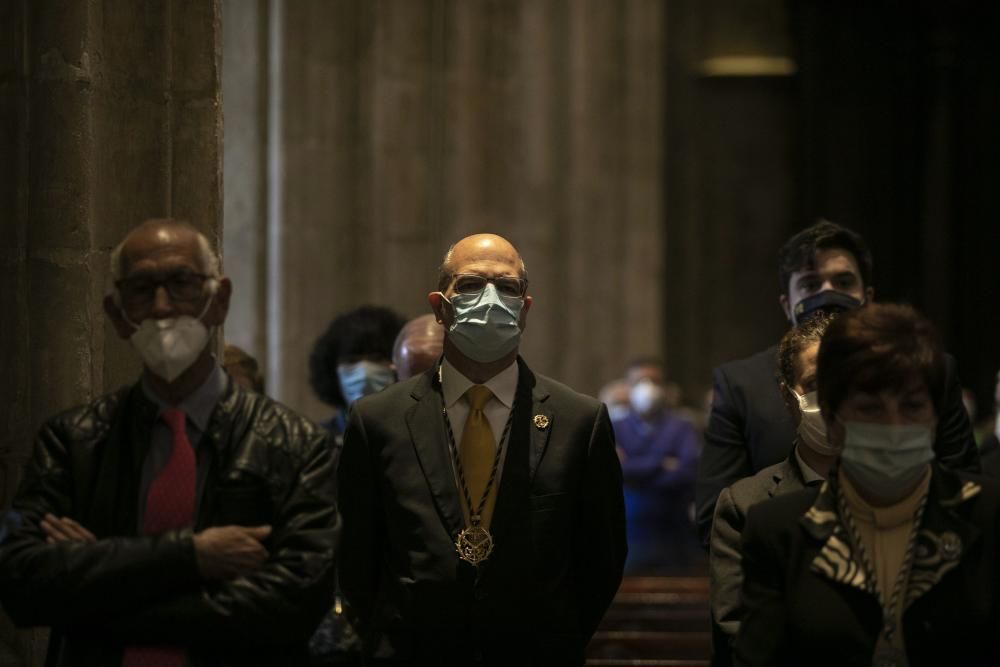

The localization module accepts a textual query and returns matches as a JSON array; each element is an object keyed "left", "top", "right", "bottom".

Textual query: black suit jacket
[
  {"left": 734, "top": 464, "right": 1000, "bottom": 667},
  {"left": 337, "top": 358, "right": 627, "bottom": 666},
  {"left": 980, "top": 433, "right": 1000, "bottom": 480},
  {"left": 709, "top": 452, "right": 813, "bottom": 665},
  {"left": 695, "top": 346, "right": 979, "bottom": 545}
]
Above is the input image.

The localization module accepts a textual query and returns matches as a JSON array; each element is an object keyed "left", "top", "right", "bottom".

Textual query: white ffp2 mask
[{"left": 125, "top": 294, "right": 214, "bottom": 383}]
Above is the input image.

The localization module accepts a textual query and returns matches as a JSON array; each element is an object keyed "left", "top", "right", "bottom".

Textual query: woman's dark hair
[
  {"left": 816, "top": 303, "right": 945, "bottom": 419},
  {"left": 778, "top": 220, "right": 873, "bottom": 297},
  {"left": 309, "top": 305, "right": 407, "bottom": 408}
]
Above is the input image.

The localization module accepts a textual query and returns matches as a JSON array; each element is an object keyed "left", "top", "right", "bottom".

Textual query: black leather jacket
[{"left": 0, "top": 379, "right": 339, "bottom": 666}]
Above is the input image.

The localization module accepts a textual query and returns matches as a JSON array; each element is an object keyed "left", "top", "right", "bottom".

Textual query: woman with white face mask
[
  {"left": 709, "top": 313, "right": 836, "bottom": 664},
  {"left": 736, "top": 304, "right": 1000, "bottom": 667}
]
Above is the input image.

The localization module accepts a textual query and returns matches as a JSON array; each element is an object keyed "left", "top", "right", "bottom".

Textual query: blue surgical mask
[
  {"left": 337, "top": 360, "right": 396, "bottom": 406},
  {"left": 839, "top": 420, "right": 934, "bottom": 502},
  {"left": 442, "top": 283, "right": 524, "bottom": 363}
]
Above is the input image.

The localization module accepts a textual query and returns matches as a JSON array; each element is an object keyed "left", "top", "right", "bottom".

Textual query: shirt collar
[
  {"left": 794, "top": 445, "right": 826, "bottom": 485},
  {"left": 141, "top": 362, "right": 229, "bottom": 432},
  {"left": 440, "top": 357, "right": 519, "bottom": 409}
]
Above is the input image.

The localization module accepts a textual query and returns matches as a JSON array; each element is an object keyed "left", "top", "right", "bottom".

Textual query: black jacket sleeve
[
  {"left": 934, "top": 354, "right": 980, "bottom": 473},
  {"left": 0, "top": 422, "right": 203, "bottom": 627},
  {"left": 696, "top": 366, "right": 754, "bottom": 547},
  {"left": 104, "top": 430, "right": 340, "bottom": 647},
  {"left": 732, "top": 502, "right": 789, "bottom": 667},
  {"left": 336, "top": 405, "right": 384, "bottom": 646},
  {"left": 573, "top": 404, "right": 627, "bottom": 640}
]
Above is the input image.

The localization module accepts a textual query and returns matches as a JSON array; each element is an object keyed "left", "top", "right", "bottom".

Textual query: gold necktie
[{"left": 460, "top": 385, "right": 497, "bottom": 528}]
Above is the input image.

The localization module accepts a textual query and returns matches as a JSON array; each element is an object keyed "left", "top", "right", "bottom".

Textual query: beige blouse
[{"left": 839, "top": 467, "right": 931, "bottom": 651}]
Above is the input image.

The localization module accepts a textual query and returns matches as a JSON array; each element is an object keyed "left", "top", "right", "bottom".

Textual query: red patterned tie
[{"left": 122, "top": 408, "right": 196, "bottom": 667}]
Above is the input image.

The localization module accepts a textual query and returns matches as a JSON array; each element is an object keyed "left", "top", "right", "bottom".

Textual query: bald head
[
  {"left": 392, "top": 314, "right": 445, "bottom": 380},
  {"left": 111, "top": 218, "right": 220, "bottom": 284},
  {"left": 437, "top": 234, "right": 527, "bottom": 292}
]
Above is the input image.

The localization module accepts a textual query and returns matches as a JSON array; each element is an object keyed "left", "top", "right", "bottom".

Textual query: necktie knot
[
  {"left": 465, "top": 385, "right": 493, "bottom": 412},
  {"left": 161, "top": 408, "right": 186, "bottom": 434}
]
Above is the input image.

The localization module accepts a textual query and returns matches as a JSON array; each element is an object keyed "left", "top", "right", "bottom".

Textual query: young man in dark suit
[
  {"left": 337, "top": 233, "right": 627, "bottom": 666},
  {"left": 694, "top": 220, "right": 979, "bottom": 546}
]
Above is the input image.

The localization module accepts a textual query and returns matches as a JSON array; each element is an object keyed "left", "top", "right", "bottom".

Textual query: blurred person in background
[
  {"left": 392, "top": 314, "right": 444, "bottom": 381},
  {"left": 599, "top": 378, "right": 631, "bottom": 423},
  {"left": 709, "top": 313, "right": 835, "bottom": 666},
  {"left": 736, "top": 304, "right": 1000, "bottom": 667},
  {"left": 616, "top": 357, "right": 701, "bottom": 574},
  {"left": 309, "top": 305, "right": 406, "bottom": 444},
  {"left": 223, "top": 343, "right": 265, "bottom": 393}
]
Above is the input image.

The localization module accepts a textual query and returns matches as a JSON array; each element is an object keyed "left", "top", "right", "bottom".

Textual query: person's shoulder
[
  {"left": 42, "top": 385, "right": 133, "bottom": 443},
  {"left": 353, "top": 373, "right": 426, "bottom": 416},
  {"left": 744, "top": 484, "right": 818, "bottom": 529},
  {"left": 232, "top": 386, "right": 328, "bottom": 449},
  {"left": 714, "top": 345, "right": 779, "bottom": 381},
  {"left": 727, "top": 460, "right": 786, "bottom": 510},
  {"left": 531, "top": 368, "right": 602, "bottom": 414}
]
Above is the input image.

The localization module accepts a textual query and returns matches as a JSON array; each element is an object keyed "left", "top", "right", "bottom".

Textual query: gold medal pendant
[{"left": 455, "top": 525, "right": 494, "bottom": 566}]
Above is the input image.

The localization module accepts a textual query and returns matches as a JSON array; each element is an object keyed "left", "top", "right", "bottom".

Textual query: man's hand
[
  {"left": 41, "top": 514, "right": 97, "bottom": 544},
  {"left": 193, "top": 525, "right": 272, "bottom": 581}
]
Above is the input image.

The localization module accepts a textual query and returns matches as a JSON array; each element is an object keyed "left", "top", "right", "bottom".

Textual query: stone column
[{"left": 0, "top": 2, "right": 222, "bottom": 664}]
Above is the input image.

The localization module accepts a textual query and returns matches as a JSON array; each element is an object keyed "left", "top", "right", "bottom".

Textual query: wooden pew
[{"left": 587, "top": 576, "right": 711, "bottom": 666}]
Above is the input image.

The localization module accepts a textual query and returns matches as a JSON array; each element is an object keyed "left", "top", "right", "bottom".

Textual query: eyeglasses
[
  {"left": 450, "top": 274, "right": 527, "bottom": 298},
  {"left": 116, "top": 271, "right": 212, "bottom": 307}
]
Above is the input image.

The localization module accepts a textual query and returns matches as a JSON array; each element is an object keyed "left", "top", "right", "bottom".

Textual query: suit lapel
[
  {"left": 406, "top": 373, "right": 465, "bottom": 539},
  {"left": 801, "top": 480, "right": 876, "bottom": 596}
]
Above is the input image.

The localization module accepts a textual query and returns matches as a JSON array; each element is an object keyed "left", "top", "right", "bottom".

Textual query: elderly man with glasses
[
  {"left": 337, "top": 233, "right": 627, "bottom": 667},
  {"left": 0, "top": 218, "right": 339, "bottom": 665}
]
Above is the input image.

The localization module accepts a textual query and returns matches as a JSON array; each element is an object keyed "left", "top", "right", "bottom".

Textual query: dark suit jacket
[
  {"left": 709, "top": 451, "right": 813, "bottom": 663},
  {"left": 337, "top": 358, "right": 627, "bottom": 666},
  {"left": 980, "top": 433, "right": 1000, "bottom": 479},
  {"left": 734, "top": 464, "right": 1000, "bottom": 667},
  {"left": 695, "top": 346, "right": 979, "bottom": 545}
]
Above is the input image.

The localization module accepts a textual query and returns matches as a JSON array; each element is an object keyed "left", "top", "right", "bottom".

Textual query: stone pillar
[
  {"left": 221, "top": 0, "right": 269, "bottom": 375},
  {"left": 0, "top": 2, "right": 222, "bottom": 664}
]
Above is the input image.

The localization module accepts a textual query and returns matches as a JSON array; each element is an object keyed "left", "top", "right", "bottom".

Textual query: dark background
[{"left": 665, "top": 0, "right": 1000, "bottom": 418}]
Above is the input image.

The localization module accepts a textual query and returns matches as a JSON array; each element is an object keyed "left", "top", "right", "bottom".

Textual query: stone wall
[{"left": 0, "top": 2, "right": 222, "bottom": 663}]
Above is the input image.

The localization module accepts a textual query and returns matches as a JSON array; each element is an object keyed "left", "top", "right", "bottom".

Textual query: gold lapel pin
[
  {"left": 533, "top": 414, "right": 550, "bottom": 430},
  {"left": 940, "top": 531, "right": 962, "bottom": 560}
]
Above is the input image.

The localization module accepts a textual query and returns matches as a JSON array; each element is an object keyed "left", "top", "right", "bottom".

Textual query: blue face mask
[
  {"left": 337, "top": 360, "right": 396, "bottom": 407},
  {"left": 839, "top": 420, "right": 934, "bottom": 502},
  {"left": 443, "top": 283, "right": 524, "bottom": 363}
]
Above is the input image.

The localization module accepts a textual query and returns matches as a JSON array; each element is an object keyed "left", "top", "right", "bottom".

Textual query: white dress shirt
[
  {"left": 794, "top": 444, "right": 826, "bottom": 485},
  {"left": 439, "top": 357, "right": 519, "bottom": 489}
]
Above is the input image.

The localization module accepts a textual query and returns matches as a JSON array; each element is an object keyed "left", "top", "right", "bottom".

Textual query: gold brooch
[
  {"left": 533, "top": 414, "right": 550, "bottom": 430},
  {"left": 940, "top": 531, "right": 962, "bottom": 560}
]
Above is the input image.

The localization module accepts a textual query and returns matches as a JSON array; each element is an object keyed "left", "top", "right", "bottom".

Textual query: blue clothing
[{"left": 614, "top": 411, "right": 701, "bottom": 574}]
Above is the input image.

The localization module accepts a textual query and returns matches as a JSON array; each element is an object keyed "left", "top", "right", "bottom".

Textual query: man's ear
[
  {"left": 204, "top": 277, "right": 232, "bottom": 327},
  {"left": 104, "top": 294, "right": 135, "bottom": 340},
  {"left": 779, "top": 293, "right": 793, "bottom": 323},
  {"left": 864, "top": 286, "right": 875, "bottom": 304},
  {"left": 428, "top": 292, "right": 449, "bottom": 325},
  {"left": 519, "top": 295, "right": 532, "bottom": 331}
]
